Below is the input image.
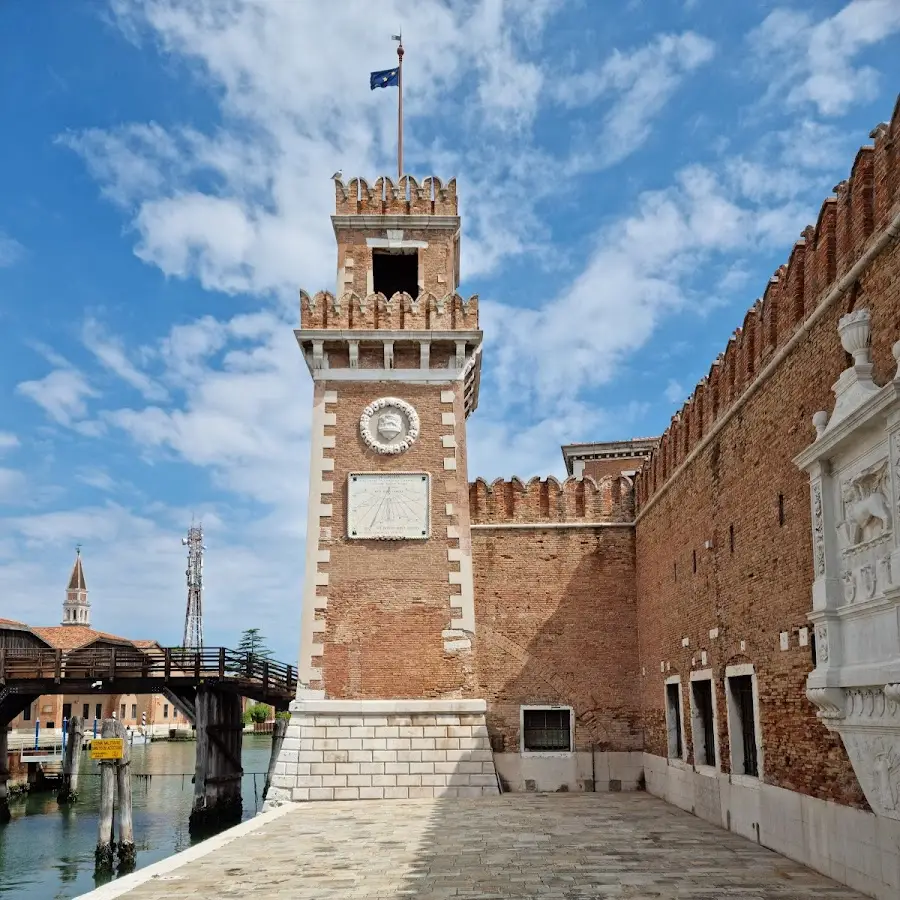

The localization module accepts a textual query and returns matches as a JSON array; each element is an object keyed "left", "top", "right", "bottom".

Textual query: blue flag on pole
[{"left": 370, "top": 67, "right": 399, "bottom": 89}]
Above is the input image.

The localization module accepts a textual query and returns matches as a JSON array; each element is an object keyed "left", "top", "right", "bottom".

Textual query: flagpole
[{"left": 397, "top": 39, "right": 404, "bottom": 180}]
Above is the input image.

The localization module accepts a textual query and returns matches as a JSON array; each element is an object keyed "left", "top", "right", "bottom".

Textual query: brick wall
[
  {"left": 473, "top": 527, "right": 640, "bottom": 753},
  {"left": 316, "top": 380, "right": 476, "bottom": 700},
  {"left": 633, "top": 95, "right": 900, "bottom": 808}
]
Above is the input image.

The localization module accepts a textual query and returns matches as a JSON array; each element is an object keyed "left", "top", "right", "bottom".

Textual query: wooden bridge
[
  {"left": 0, "top": 645, "right": 296, "bottom": 722},
  {"left": 0, "top": 646, "right": 296, "bottom": 833}
]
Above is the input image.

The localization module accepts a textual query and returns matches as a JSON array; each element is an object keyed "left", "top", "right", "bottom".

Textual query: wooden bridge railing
[{"left": 0, "top": 646, "right": 296, "bottom": 698}]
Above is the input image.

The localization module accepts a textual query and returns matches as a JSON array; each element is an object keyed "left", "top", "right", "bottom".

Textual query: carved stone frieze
[
  {"left": 812, "top": 482, "right": 826, "bottom": 577},
  {"left": 807, "top": 684, "right": 900, "bottom": 819}
]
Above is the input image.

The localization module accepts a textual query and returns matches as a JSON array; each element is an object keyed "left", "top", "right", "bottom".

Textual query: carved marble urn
[{"left": 795, "top": 308, "right": 900, "bottom": 819}]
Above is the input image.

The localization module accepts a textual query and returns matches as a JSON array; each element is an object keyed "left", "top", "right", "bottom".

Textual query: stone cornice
[{"left": 331, "top": 215, "right": 459, "bottom": 234}]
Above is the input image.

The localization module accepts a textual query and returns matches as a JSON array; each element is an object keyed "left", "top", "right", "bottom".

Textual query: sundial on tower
[{"left": 347, "top": 472, "right": 431, "bottom": 540}]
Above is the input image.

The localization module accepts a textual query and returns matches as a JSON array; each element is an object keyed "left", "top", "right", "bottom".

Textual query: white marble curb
[{"left": 73, "top": 803, "right": 296, "bottom": 899}]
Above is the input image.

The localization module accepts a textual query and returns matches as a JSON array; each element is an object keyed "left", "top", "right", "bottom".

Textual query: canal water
[{"left": 0, "top": 735, "right": 273, "bottom": 899}]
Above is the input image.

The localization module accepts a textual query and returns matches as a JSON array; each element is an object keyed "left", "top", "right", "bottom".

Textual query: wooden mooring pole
[
  {"left": 58, "top": 715, "right": 84, "bottom": 804},
  {"left": 189, "top": 687, "right": 243, "bottom": 836},
  {"left": 94, "top": 719, "right": 135, "bottom": 873},
  {"left": 0, "top": 726, "right": 10, "bottom": 824},
  {"left": 263, "top": 717, "right": 288, "bottom": 800},
  {"left": 95, "top": 720, "right": 117, "bottom": 872},
  {"left": 116, "top": 720, "right": 135, "bottom": 871}
]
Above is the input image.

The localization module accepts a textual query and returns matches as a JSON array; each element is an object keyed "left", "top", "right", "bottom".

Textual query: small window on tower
[{"left": 372, "top": 249, "right": 418, "bottom": 299}]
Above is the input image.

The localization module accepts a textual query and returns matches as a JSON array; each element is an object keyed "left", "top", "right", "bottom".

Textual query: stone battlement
[
  {"left": 299, "top": 289, "right": 479, "bottom": 331},
  {"left": 334, "top": 175, "right": 458, "bottom": 217},
  {"left": 635, "top": 94, "right": 900, "bottom": 510},
  {"left": 469, "top": 474, "right": 634, "bottom": 525}
]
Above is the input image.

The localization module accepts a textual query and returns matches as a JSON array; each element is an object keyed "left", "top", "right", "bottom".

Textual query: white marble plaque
[{"left": 347, "top": 472, "right": 430, "bottom": 540}]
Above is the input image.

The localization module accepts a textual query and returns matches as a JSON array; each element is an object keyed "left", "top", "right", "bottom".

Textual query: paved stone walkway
[{"left": 107, "top": 794, "right": 867, "bottom": 899}]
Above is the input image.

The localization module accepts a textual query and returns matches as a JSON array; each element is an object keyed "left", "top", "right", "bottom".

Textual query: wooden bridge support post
[
  {"left": 263, "top": 717, "right": 288, "bottom": 800},
  {"left": 115, "top": 719, "right": 135, "bottom": 871},
  {"left": 94, "top": 720, "right": 117, "bottom": 873},
  {"left": 58, "top": 715, "right": 84, "bottom": 804},
  {"left": 0, "top": 726, "right": 10, "bottom": 824},
  {"left": 189, "top": 686, "right": 243, "bottom": 836}
]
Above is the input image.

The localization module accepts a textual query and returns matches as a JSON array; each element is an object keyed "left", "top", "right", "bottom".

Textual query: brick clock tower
[{"left": 267, "top": 175, "right": 499, "bottom": 804}]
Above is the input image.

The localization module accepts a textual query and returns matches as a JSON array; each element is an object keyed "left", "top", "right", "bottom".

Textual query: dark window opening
[
  {"left": 23, "top": 705, "right": 31, "bottom": 721},
  {"left": 62, "top": 703, "right": 72, "bottom": 721},
  {"left": 523, "top": 708, "right": 571, "bottom": 752},
  {"left": 729, "top": 675, "right": 759, "bottom": 777},
  {"left": 778, "top": 493, "right": 785, "bottom": 526},
  {"left": 131, "top": 704, "right": 137, "bottom": 720},
  {"left": 666, "top": 683, "right": 683, "bottom": 758},
  {"left": 82, "top": 703, "right": 90, "bottom": 720},
  {"left": 120, "top": 704, "right": 126, "bottom": 719},
  {"left": 163, "top": 704, "right": 169, "bottom": 719},
  {"left": 692, "top": 549, "right": 697, "bottom": 574},
  {"left": 372, "top": 250, "right": 418, "bottom": 299},
  {"left": 692, "top": 680, "right": 716, "bottom": 766},
  {"left": 95, "top": 703, "right": 102, "bottom": 720},
  {"left": 729, "top": 524, "right": 735, "bottom": 553},
  {"left": 46, "top": 721, "right": 55, "bottom": 729},
  {"left": 810, "top": 630, "right": 817, "bottom": 667}
]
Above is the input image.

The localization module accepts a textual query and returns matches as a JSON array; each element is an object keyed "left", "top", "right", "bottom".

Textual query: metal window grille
[
  {"left": 666, "top": 683, "right": 682, "bottom": 758},
  {"left": 523, "top": 708, "right": 570, "bottom": 752},
  {"left": 131, "top": 704, "right": 137, "bottom": 719},
  {"left": 693, "top": 680, "right": 715, "bottom": 766},
  {"left": 732, "top": 676, "right": 759, "bottom": 777}
]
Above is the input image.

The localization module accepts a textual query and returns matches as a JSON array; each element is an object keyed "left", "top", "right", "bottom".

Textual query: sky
[{"left": 1, "top": 0, "right": 899, "bottom": 661}]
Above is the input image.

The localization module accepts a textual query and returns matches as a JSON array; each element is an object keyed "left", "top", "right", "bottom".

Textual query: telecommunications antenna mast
[{"left": 182, "top": 521, "right": 205, "bottom": 650}]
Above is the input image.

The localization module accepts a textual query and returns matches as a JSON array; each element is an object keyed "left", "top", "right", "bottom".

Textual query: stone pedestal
[{"left": 264, "top": 698, "right": 500, "bottom": 807}]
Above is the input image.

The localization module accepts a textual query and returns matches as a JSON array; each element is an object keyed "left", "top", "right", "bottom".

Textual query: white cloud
[
  {"left": 0, "top": 231, "right": 24, "bottom": 267},
  {"left": 0, "top": 468, "right": 26, "bottom": 504},
  {"left": 0, "top": 433, "right": 19, "bottom": 453},
  {"left": 750, "top": 0, "right": 900, "bottom": 117},
  {"left": 555, "top": 32, "right": 715, "bottom": 168},
  {"left": 664, "top": 379, "right": 684, "bottom": 404},
  {"left": 83, "top": 316, "right": 168, "bottom": 400},
  {"left": 16, "top": 369, "right": 99, "bottom": 426}
]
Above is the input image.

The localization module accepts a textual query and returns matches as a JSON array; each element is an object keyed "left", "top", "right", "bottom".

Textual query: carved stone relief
[
  {"left": 841, "top": 571, "right": 856, "bottom": 604},
  {"left": 838, "top": 459, "right": 892, "bottom": 548},
  {"left": 359, "top": 398, "right": 420, "bottom": 455},
  {"left": 812, "top": 482, "right": 825, "bottom": 577},
  {"left": 815, "top": 623, "right": 829, "bottom": 662}
]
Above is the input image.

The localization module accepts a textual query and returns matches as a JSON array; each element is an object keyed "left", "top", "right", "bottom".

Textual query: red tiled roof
[
  {"left": 0, "top": 617, "right": 29, "bottom": 627},
  {"left": 132, "top": 639, "right": 161, "bottom": 649},
  {"left": 30, "top": 626, "right": 134, "bottom": 651}
]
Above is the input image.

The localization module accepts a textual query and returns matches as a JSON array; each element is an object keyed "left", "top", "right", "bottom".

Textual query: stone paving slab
[{"left": 88, "top": 793, "right": 868, "bottom": 899}]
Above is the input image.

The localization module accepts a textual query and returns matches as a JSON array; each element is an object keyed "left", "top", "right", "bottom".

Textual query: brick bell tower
[{"left": 266, "top": 174, "right": 499, "bottom": 805}]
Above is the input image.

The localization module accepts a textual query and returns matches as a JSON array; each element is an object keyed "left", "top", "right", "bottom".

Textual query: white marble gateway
[{"left": 794, "top": 308, "right": 900, "bottom": 820}]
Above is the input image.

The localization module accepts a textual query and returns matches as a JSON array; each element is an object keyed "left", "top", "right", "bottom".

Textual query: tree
[{"left": 236, "top": 628, "right": 273, "bottom": 660}]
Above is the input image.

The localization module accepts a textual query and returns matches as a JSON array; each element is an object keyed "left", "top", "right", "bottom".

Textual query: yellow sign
[{"left": 90, "top": 739, "right": 124, "bottom": 760}]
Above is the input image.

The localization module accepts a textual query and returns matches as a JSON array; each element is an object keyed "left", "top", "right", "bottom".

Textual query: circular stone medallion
[{"left": 360, "top": 397, "right": 420, "bottom": 455}]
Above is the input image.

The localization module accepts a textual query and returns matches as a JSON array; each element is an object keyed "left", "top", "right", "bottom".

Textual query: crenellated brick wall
[
  {"left": 633, "top": 94, "right": 900, "bottom": 808},
  {"left": 469, "top": 474, "right": 634, "bottom": 525},
  {"left": 635, "top": 97, "right": 900, "bottom": 509}
]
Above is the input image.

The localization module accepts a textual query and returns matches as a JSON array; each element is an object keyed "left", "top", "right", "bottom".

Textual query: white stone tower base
[{"left": 264, "top": 696, "right": 500, "bottom": 807}]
